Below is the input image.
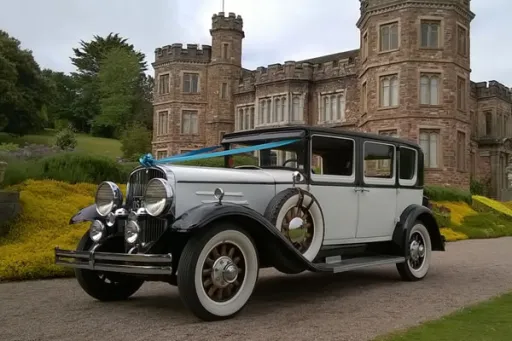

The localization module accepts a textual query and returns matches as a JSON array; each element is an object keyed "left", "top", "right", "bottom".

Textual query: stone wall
[{"left": 0, "top": 191, "right": 21, "bottom": 237}]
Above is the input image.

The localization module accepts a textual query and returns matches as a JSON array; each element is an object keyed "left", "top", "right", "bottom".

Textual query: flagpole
[{"left": 222, "top": 0, "right": 225, "bottom": 12}]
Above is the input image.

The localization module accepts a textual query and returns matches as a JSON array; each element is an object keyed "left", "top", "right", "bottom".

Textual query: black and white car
[{"left": 55, "top": 126, "right": 445, "bottom": 321}]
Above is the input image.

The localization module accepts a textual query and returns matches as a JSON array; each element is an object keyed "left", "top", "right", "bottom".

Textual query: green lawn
[
  {"left": 376, "top": 292, "right": 512, "bottom": 341},
  {"left": 0, "top": 130, "right": 122, "bottom": 159}
]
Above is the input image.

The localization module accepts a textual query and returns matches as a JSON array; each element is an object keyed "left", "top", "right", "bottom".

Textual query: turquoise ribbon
[{"left": 139, "top": 138, "right": 301, "bottom": 167}]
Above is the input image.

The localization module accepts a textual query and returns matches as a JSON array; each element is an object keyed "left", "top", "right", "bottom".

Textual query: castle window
[
  {"left": 236, "top": 105, "right": 255, "bottom": 131},
  {"left": 222, "top": 43, "right": 229, "bottom": 59},
  {"left": 159, "top": 74, "right": 170, "bottom": 94},
  {"left": 183, "top": 73, "right": 199, "bottom": 93},
  {"left": 379, "top": 22, "right": 399, "bottom": 52},
  {"left": 157, "top": 110, "right": 168, "bottom": 135},
  {"left": 457, "top": 131, "right": 466, "bottom": 171},
  {"left": 156, "top": 150, "right": 167, "bottom": 159},
  {"left": 420, "top": 20, "right": 440, "bottom": 48},
  {"left": 485, "top": 111, "right": 493, "bottom": 135},
  {"left": 221, "top": 82, "right": 228, "bottom": 99},
  {"left": 319, "top": 92, "right": 345, "bottom": 123},
  {"left": 362, "top": 31, "right": 369, "bottom": 60},
  {"left": 266, "top": 98, "right": 271, "bottom": 123},
  {"left": 457, "top": 76, "right": 466, "bottom": 110},
  {"left": 292, "top": 95, "right": 302, "bottom": 121},
  {"left": 379, "top": 74, "right": 399, "bottom": 107},
  {"left": 457, "top": 24, "right": 468, "bottom": 56},
  {"left": 470, "top": 110, "right": 477, "bottom": 137},
  {"left": 419, "top": 129, "right": 440, "bottom": 168},
  {"left": 361, "top": 82, "right": 367, "bottom": 113},
  {"left": 181, "top": 110, "right": 198, "bottom": 134},
  {"left": 420, "top": 73, "right": 440, "bottom": 105}
]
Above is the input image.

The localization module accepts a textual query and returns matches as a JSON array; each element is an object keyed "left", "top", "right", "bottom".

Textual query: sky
[{"left": 1, "top": 0, "right": 511, "bottom": 85}]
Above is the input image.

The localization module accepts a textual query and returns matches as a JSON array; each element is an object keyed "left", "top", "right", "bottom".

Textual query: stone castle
[{"left": 151, "top": 0, "right": 512, "bottom": 200}]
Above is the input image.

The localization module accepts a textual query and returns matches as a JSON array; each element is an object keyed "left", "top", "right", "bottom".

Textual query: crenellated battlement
[
  {"left": 236, "top": 56, "right": 358, "bottom": 91},
  {"left": 153, "top": 43, "right": 212, "bottom": 65},
  {"left": 210, "top": 12, "right": 244, "bottom": 35},
  {"left": 471, "top": 80, "right": 512, "bottom": 102}
]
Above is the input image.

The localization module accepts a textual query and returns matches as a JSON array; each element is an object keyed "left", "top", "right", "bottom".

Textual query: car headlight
[
  {"left": 125, "top": 219, "right": 140, "bottom": 244},
  {"left": 143, "top": 178, "right": 173, "bottom": 217},
  {"left": 89, "top": 220, "right": 105, "bottom": 242},
  {"left": 95, "top": 181, "right": 123, "bottom": 217}
]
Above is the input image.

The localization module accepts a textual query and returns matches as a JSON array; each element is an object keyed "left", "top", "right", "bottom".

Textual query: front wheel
[
  {"left": 396, "top": 222, "right": 432, "bottom": 281},
  {"left": 74, "top": 233, "right": 145, "bottom": 301},
  {"left": 177, "top": 222, "right": 259, "bottom": 321}
]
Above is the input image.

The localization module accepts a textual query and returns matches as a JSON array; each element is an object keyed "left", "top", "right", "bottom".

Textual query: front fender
[
  {"left": 69, "top": 204, "right": 100, "bottom": 225},
  {"left": 171, "top": 202, "right": 317, "bottom": 271},
  {"left": 392, "top": 204, "right": 445, "bottom": 253}
]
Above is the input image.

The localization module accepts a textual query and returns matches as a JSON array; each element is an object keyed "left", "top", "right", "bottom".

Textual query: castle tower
[
  {"left": 205, "top": 12, "right": 245, "bottom": 145},
  {"left": 357, "top": 0, "right": 475, "bottom": 189}
]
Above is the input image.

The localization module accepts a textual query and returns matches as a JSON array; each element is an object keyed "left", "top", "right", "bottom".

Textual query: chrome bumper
[{"left": 54, "top": 247, "right": 173, "bottom": 275}]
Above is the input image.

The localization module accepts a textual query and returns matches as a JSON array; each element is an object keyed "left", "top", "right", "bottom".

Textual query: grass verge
[{"left": 375, "top": 291, "right": 512, "bottom": 341}]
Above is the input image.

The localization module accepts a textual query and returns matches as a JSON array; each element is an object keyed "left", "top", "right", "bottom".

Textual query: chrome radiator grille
[
  {"left": 125, "top": 167, "right": 168, "bottom": 249},
  {"left": 126, "top": 167, "right": 167, "bottom": 210}
]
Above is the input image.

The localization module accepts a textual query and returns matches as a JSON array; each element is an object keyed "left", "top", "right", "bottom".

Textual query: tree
[
  {"left": 69, "top": 33, "right": 148, "bottom": 136},
  {"left": 0, "top": 30, "right": 51, "bottom": 135},
  {"left": 96, "top": 47, "right": 141, "bottom": 136},
  {"left": 120, "top": 121, "right": 152, "bottom": 161},
  {"left": 41, "top": 69, "right": 80, "bottom": 130}
]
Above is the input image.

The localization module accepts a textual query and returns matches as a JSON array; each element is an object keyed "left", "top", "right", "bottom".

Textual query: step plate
[{"left": 315, "top": 255, "right": 406, "bottom": 273}]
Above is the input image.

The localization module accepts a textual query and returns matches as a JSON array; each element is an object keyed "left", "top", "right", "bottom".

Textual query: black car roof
[{"left": 222, "top": 125, "right": 422, "bottom": 151}]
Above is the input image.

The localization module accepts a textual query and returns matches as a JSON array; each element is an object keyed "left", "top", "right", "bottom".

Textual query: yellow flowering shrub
[
  {"left": 472, "top": 195, "right": 512, "bottom": 218},
  {"left": 435, "top": 201, "right": 477, "bottom": 226},
  {"left": 440, "top": 228, "right": 469, "bottom": 242},
  {"left": 0, "top": 179, "right": 126, "bottom": 281}
]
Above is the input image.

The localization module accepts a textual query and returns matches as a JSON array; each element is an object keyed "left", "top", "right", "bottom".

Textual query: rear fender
[
  {"left": 69, "top": 204, "right": 101, "bottom": 225},
  {"left": 392, "top": 204, "right": 445, "bottom": 254},
  {"left": 171, "top": 202, "right": 316, "bottom": 270}
]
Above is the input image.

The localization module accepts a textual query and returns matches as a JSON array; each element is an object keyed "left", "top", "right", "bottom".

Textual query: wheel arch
[
  {"left": 170, "top": 203, "right": 314, "bottom": 271},
  {"left": 392, "top": 204, "right": 445, "bottom": 254}
]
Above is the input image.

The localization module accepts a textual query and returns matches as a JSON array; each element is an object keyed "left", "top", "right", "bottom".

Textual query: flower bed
[{"left": 0, "top": 179, "right": 126, "bottom": 281}]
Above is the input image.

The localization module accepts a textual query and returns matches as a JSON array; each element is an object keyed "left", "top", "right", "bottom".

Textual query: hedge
[{"left": 1, "top": 152, "right": 258, "bottom": 188}]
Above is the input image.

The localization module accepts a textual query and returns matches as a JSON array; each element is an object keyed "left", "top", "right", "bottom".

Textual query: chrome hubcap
[
  {"left": 201, "top": 242, "right": 245, "bottom": 302},
  {"left": 212, "top": 256, "right": 239, "bottom": 287},
  {"left": 408, "top": 231, "right": 426, "bottom": 270}
]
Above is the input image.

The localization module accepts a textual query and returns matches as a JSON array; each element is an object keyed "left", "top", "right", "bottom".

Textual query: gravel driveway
[{"left": 1, "top": 237, "right": 511, "bottom": 341}]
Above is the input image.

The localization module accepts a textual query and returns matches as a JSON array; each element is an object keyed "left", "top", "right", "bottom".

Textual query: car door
[
  {"left": 355, "top": 140, "right": 398, "bottom": 239},
  {"left": 308, "top": 134, "right": 359, "bottom": 244}
]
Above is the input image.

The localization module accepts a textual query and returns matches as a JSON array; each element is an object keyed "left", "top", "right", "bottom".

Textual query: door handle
[{"left": 354, "top": 188, "right": 370, "bottom": 192}]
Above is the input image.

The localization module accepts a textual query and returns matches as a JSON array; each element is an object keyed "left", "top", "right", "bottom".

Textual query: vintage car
[{"left": 55, "top": 126, "right": 445, "bottom": 321}]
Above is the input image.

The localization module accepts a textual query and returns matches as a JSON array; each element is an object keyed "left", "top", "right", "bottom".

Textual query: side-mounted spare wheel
[
  {"left": 177, "top": 222, "right": 259, "bottom": 321},
  {"left": 74, "top": 232, "right": 145, "bottom": 301},
  {"left": 263, "top": 187, "right": 324, "bottom": 274},
  {"left": 396, "top": 222, "right": 432, "bottom": 281}
]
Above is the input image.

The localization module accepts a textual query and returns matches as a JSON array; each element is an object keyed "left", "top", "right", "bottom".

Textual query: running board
[{"left": 313, "top": 255, "right": 406, "bottom": 273}]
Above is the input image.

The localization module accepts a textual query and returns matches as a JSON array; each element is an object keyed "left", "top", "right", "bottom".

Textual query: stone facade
[{"left": 151, "top": 0, "right": 512, "bottom": 199}]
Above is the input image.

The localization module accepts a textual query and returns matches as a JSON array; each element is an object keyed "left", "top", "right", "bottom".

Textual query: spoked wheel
[
  {"left": 177, "top": 223, "right": 259, "bottom": 321},
  {"left": 396, "top": 222, "right": 432, "bottom": 281},
  {"left": 280, "top": 204, "right": 314, "bottom": 254},
  {"left": 74, "top": 233, "right": 144, "bottom": 301},
  {"left": 264, "top": 188, "right": 324, "bottom": 274}
]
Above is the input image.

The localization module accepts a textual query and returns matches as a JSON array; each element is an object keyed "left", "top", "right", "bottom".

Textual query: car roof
[{"left": 222, "top": 125, "right": 422, "bottom": 151}]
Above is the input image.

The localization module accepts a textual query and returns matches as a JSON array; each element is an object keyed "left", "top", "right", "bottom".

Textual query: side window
[
  {"left": 363, "top": 142, "right": 395, "bottom": 180},
  {"left": 399, "top": 147, "right": 417, "bottom": 185},
  {"left": 311, "top": 136, "right": 354, "bottom": 180}
]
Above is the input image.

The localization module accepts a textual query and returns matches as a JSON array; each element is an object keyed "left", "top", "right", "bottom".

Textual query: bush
[
  {"left": 0, "top": 180, "right": 126, "bottom": 281},
  {"left": 0, "top": 143, "right": 19, "bottom": 152},
  {"left": 120, "top": 122, "right": 152, "bottom": 161},
  {"left": 39, "top": 153, "right": 128, "bottom": 184},
  {"left": 55, "top": 128, "right": 77, "bottom": 151},
  {"left": 431, "top": 203, "right": 452, "bottom": 228},
  {"left": 472, "top": 195, "right": 512, "bottom": 218},
  {"left": 457, "top": 211, "right": 512, "bottom": 239},
  {"left": 425, "top": 185, "right": 472, "bottom": 204}
]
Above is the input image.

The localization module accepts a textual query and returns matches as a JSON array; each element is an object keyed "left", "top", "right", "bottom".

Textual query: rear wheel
[
  {"left": 396, "top": 222, "right": 432, "bottom": 281},
  {"left": 177, "top": 222, "right": 259, "bottom": 321},
  {"left": 74, "top": 233, "right": 145, "bottom": 301}
]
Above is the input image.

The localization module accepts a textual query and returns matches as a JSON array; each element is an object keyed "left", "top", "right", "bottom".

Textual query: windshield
[{"left": 225, "top": 138, "right": 306, "bottom": 170}]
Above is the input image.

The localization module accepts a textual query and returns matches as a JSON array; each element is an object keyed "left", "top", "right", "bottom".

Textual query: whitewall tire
[
  {"left": 177, "top": 223, "right": 259, "bottom": 321},
  {"left": 264, "top": 188, "right": 324, "bottom": 274},
  {"left": 396, "top": 222, "right": 432, "bottom": 281}
]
